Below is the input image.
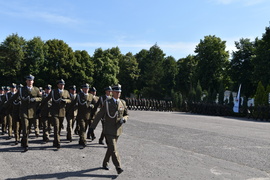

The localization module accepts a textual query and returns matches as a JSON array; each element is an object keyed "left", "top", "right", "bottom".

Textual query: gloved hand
[
  {"left": 30, "top": 98, "right": 36, "bottom": 102},
  {"left": 61, "top": 99, "right": 66, "bottom": 103},
  {"left": 119, "top": 118, "right": 126, "bottom": 125}
]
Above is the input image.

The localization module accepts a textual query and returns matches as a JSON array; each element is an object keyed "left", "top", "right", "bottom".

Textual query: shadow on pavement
[{"left": 6, "top": 167, "right": 118, "bottom": 180}]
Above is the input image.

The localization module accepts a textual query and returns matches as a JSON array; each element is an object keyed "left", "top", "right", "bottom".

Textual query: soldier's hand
[
  {"left": 89, "top": 104, "right": 94, "bottom": 108},
  {"left": 30, "top": 98, "right": 36, "bottom": 102},
  {"left": 61, "top": 99, "right": 66, "bottom": 103},
  {"left": 119, "top": 118, "right": 126, "bottom": 125}
]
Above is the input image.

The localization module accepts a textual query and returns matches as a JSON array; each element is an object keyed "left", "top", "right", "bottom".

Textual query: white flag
[{"left": 233, "top": 84, "right": 241, "bottom": 113}]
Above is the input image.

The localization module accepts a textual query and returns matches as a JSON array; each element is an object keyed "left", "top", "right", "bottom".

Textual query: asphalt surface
[{"left": 1, "top": 111, "right": 270, "bottom": 180}]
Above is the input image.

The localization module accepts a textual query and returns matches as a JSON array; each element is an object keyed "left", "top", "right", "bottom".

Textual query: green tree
[
  {"left": 44, "top": 39, "right": 76, "bottom": 86},
  {"left": 136, "top": 44, "right": 166, "bottom": 98},
  {"left": 161, "top": 56, "right": 178, "bottom": 98},
  {"left": 72, "top": 50, "right": 94, "bottom": 87},
  {"left": 195, "top": 81, "right": 202, "bottom": 102},
  {"left": 0, "top": 33, "right": 26, "bottom": 84},
  {"left": 254, "top": 81, "right": 267, "bottom": 106},
  {"left": 253, "top": 26, "right": 270, "bottom": 87},
  {"left": 218, "top": 82, "right": 224, "bottom": 105},
  {"left": 175, "top": 55, "right": 197, "bottom": 98},
  {"left": 92, "top": 47, "right": 120, "bottom": 92},
  {"left": 118, "top": 52, "right": 140, "bottom": 97},
  {"left": 229, "top": 38, "right": 255, "bottom": 98},
  {"left": 195, "top": 35, "right": 230, "bottom": 93},
  {"left": 23, "top": 37, "right": 46, "bottom": 86}
]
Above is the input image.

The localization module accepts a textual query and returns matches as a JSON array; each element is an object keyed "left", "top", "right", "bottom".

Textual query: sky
[{"left": 0, "top": 0, "right": 270, "bottom": 60}]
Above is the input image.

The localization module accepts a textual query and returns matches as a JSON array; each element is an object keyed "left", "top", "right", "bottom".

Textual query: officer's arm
[
  {"left": 90, "top": 104, "right": 106, "bottom": 130},
  {"left": 122, "top": 100, "right": 129, "bottom": 122}
]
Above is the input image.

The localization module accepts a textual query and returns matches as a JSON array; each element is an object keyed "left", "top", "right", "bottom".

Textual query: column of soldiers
[
  {"left": 125, "top": 98, "right": 173, "bottom": 112},
  {"left": 0, "top": 75, "right": 129, "bottom": 174}
]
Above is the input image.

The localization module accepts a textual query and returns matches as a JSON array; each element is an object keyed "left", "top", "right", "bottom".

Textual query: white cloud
[{"left": 0, "top": 2, "right": 80, "bottom": 25}]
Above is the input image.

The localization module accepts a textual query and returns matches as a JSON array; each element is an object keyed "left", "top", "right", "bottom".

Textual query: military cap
[
  {"left": 10, "top": 83, "right": 17, "bottom": 88},
  {"left": 90, "top": 87, "right": 96, "bottom": 92},
  {"left": 104, "top": 86, "right": 112, "bottom": 91},
  {"left": 0, "top": 86, "right": 4, "bottom": 91},
  {"left": 112, "top": 84, "right": 121, "bottom": 92},
  {"left": 25, "top": 74, "right": 35, "bottom": 80},
  {"left": 4, "top": 86, "right": 10, "bottom": 91},
  {"left": 44, "top": 84, "right": 52, "bottom": 90},
  {"left": 17, "top": 84, "right": 23, "bottom": 88},
  {"left": 69, "top": 85, "right": 76, "bottom": 90},
  {"left": 57, "top": 79, "right": 65, "bottom": 85},
  {"left": 81, "top": 83, "right": 90, "bottom": 88}
]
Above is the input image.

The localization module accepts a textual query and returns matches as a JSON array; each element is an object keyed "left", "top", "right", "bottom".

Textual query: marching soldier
[
  {"left": 41, "top": 79, "right": 71, "bottom": 149},
  {"left": 89, "top": 84, "right": 128, "bottom": 174},
  {"left": 4, "top": 84, "right": 17, "bottom": 139},
  {"left": 8, "top": 75, "right": 42, "bottom": 152},
  {"left": 1, "top": 86, "right": 10, "bottom": 135},
  {"left": 91, "top": 86, "right": 112, "bottom": 145},
  {"left": 87, "top": 87, "right": 99, "bottom": 140},
  {"left": 65, "top": 85, "right": 78, "bottom": 142},
  {"left": 74, "top": 83, "right": 95, "bottom": 147},
  {"left": 38, "top": 84, "right": 52, "bottom": 143},
  {"left": 12, "top": 84, "right": 23, "bottom": 145},
  {"left": 0, "top": 87, "right": 5, "bottom": 132}
]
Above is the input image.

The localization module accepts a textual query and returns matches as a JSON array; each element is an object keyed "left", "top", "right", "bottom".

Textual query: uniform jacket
[
  {"left": 66, "top": 93, "right": 78, "bottom": 118},
  {"left": 42, "top": 89, "right": 71, "bottom": 117},
  {"left": 91, "top": 98, "right": 128, "bottom": 136},
  {"left": 74, "top": 92, "right": 95, "bottom": 120},
  {"left": 39, "top": 93, "right": 52, "bottom": 117},
  {"left": 91, "top": 94, "right": 111, "bottom": 119},
  {"left": 8, "top": 86, "right": 42, "bottom": 119}
]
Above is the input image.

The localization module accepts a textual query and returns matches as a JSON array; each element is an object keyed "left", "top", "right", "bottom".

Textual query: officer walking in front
[
  {"left": 89, "top": 84, "right": 128, "bottom": 174},
  {"left": 8, "top": 75, "right": 42, "bottom": 152}
]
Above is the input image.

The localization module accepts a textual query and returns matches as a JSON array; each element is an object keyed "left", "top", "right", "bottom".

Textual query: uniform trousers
[
  {"left": 1, "top": 115, "right": 7, "bottom": 134},
  {"left": 21, "top": 117, "right": 36, "bottom": 147},
  {"left": 103, "top": 135, "right": 121, "bottom": 169},
  {"left": 66, "top": 115, "right": 76, "bottom": 140},
  {"left": 41, "top": 116, "right": 51, "bottom": 141},
  {"left": 12, "top": 113, "right": 21, "bottom": 142},
  {"left": 78, "top": 118, "right": 88, "bottom": 145},
  {"left": 52, "top": 117, "right": 64, "bottom": 146},
  {"left": 6, "top": 114, "right": 13, "bottom": 137}
]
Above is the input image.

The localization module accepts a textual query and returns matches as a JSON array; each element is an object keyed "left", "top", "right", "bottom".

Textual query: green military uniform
[
  {"left": 42, "top": 80, "right": 71, "bottom": 148},
  {"left": 87, "top": 87, "right": 99, "bottom": 140},
  {"left": 90, "top": 84, "right": 128, "bottom": 174},
  {"left": 74, "top": 84, "right": 95, "bottom": 146},
  {"left": 0, "top": 89, "right": 5, "bottom": 134},
  {"left": 8, "top": 75, "right": 42, "bottom": 151},
  {"left": 91, "top": 86, "right": 112, "bottom": 145},
  {"left": 65, "top": 85, "right": 78, "bottom": 141},
  {"left": 12, "top": 95, "right": 21, "bottom": 144},
  {"left": 39, "top": 85, "right": 53, "bottom": 142}
]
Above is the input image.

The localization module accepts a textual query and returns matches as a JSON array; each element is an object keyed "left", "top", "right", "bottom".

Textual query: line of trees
[{"left": 1, "top": 25, "right": 270, "bottom": 110}]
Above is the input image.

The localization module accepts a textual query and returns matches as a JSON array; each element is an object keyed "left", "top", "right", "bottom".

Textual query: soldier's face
[
  {"left": 57, "top": 84, "right": 65, "bottom": 90},
  {"left": 45, "top": 89, "right": 51, "bottom": 94},
  {"left": 105, "top": 90, "right": 112, "bottom": 96},
  {"left": 112, "top": 91, "right": 121, "bottom": 99},
  {"left": 69, "top": 89, "right": 76, "bottom": 94},
  {"left": 26, "top": 79, "right": 34, "bottom": 87},
  {"left": 82, "top": 88, "right": 89, "bottom": 94},
  {"left": 11, "top": 88, "right": 16, "bottom": 93}
]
